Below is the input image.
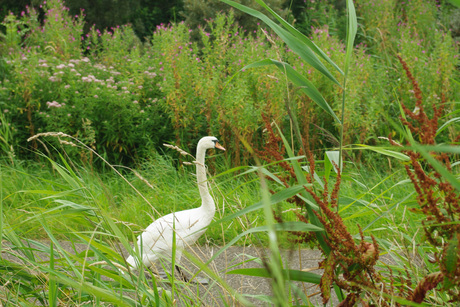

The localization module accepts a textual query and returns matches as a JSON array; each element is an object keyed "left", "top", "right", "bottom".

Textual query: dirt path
[
  {"left": 2, "top": 241, "right": 337, "bottom": 306},
  {"left": 183, "top": 245, "right": 331, "bottom": 306}
]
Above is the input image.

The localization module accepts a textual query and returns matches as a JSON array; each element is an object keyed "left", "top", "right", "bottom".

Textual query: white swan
[{"left": 126, "top": 136, "right": 225, "bottom": 279}]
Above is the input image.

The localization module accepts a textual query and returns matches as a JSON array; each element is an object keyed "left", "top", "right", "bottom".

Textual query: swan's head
[{"left": 198, "top": 136, "right": 225, "bottom": 151}]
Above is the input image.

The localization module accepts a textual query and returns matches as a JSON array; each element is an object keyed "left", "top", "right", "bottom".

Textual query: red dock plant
[
  {"left": 390, "top": 55, "right": 460, "bottom": 303},
  {"left": 255, "top": 115, "right": 391, "bottom": 306},
  {"left": 254, "top": 53, "right": 459, "bottom": 304}
]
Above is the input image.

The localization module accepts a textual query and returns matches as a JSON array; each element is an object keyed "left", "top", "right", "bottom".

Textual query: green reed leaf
[
  {"left": 412, "top": 143, "right": 460, "bottom": 192},
  {"left": 220, "top": 0, "right": 341, "bottom": 86},
  {"left": 252, "top": 0, "right": 343, "bottom": 76},
  {"left": 436, "top": 117, "right": 460, "bottom": 137},
  {"left": 344, "top": 0, "right": 357, "bottom": 75},
  {"left": 243, "top": 59, "right": 340, "bottom": 123},
  {"left": 325, "top": 150, "right": 341, "bottom": 181},
  {"left": 352, "top": 144, "right": 410, "bottom": 161},
  {"left": 227, "top": 267, "right": 321, "bottom": 284}
]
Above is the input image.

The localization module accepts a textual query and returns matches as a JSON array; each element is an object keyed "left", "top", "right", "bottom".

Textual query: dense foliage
[
  {"left": 0, "top": 0, "right": 184, "bottom": 41},
  {"left": 0, "top": 0, "right": 459, "bottom": 306},
  {"left": 1, "top": 0, "right": 458, "bottom": 166}
]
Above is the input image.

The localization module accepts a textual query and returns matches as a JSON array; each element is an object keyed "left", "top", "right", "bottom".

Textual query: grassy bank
[
  {"left": 1, "top": 148, "right": 418, "bottom": 246},
  {"left": 1, "top": 0, "right": 459, "bottom": 305}
]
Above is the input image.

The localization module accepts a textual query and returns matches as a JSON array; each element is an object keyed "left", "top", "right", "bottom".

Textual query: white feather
[{"left": 125, "top": 136, "right": 225, "bottom": 271}]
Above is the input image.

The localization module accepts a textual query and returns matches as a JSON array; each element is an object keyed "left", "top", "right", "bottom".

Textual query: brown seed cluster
[
  {"left": 304, "top": 174, "right": 384, "bottom": 305},
  {"left": 255, "top": 58, "right": 460, "bottom": 301},
  {"left": 255, "top": 115, "right": 388, "bottom": 305},
  {"left": 256, "top": 114, "right": 320, "bottom": 245},
  {"left": 391, "top": 56, "right": 460, "bottom": 303},
  {"left": 254, "top": 114, "right": 297, "bottom": 185}
]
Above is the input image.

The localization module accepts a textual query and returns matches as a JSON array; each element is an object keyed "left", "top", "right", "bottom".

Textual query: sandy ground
[
  {"left": 2, "top": 240, "right": 338, "bottom": 306},
  {"left": 153, "top": 245, "right": 332, "bottom": 306}
]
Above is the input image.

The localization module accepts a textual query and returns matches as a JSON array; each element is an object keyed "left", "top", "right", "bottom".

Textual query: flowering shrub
[
  {"left": 0, "top": 0, "right": 458, "bottom": 165},
  {"left": 4, "top": 47, "right": 170, "bottom": 164},
  {"left": 356, "top": 0, "right": 459, "bottom": 141},
  {"left": 388, "top": 56, "right": 460, "bottom": 303},
  {"left": 0, "top": 14, "right": 29, "bottom": 54},
  {"left": 21, "top": 0, "right": 85, "bottom": 59},
  {"left": 396, "top": 27, "right": 458, "bottom": 121},
  {"left": 144, "top": 13, "right": 290, "bottom": 162}
]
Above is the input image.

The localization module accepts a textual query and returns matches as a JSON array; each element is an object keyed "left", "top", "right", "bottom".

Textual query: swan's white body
[{"left": 126, "top": 136, "right": 224, "bottom": 271}]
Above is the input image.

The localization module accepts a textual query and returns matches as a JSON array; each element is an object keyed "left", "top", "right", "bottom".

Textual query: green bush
[
  {"left": 0, "top": 1, "right": 176, "bottom": 164},
  {"left": 5, "top": 53, "right": 172, "bottom": 163},
  {"left": 356, "top": 0, "right": 459, "bottom": 118},
  {"left": 182, "top": 0, "right": 289, "bottom": 42},
  {"left": 0, "top": 0, "right": 458, "bottom": 166},
  {"left": 148, "top": 13, "right": 290, "bottom": 161}
]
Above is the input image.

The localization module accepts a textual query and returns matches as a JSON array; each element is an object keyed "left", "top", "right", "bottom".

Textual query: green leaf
[
  {"left": 39, "top": 220, "right": 82, "bottom": 278},
  {"left": 73, "top": 233, "right": 125, "bottom": 262},
  {"left": 49, "top": 156, "right": 83, "bottom": 191},
  {"left": 273, "top": 221, "right": 324, "bottom": 232},
  {"left": 301, "top": 164, "right": 324, "bottom": 188},
  {"left": 324, "top": 151, "right": 341, "bottom": 181},
  {"left": 43, "top": 267, "right": 134, "bottom": 306},
  {"left": 260, "top": 167, "right": 285, "bottom": 186},
  {"left": 49, "top": 199, "right": 97, "bottom": 215},
  {"left": 362, "top": 191, "right": 415, "bottom": 231},
  {"left": 412, "top": 143, "right": 460, "bottom": 192},
  {"left": 417, "top": 144, "right": 460, "bottom": 155},
  {"left": 252, "top": 0, "right": 343, "bottom": 76},
  {"left": 220, "top": 0, "right": 341, "bottom": 86},
  {"left": 445, "top": 237, "right": 458, "bottom": 274},
  {"left": 344, "top": 0, "right": 357, "bottom": 75},
  {"left": 227, "top": 267, "right": 321, "bottom": 284},
  {"left": 352, "top": 144, "right": 410, "bottom": 161},
  {"left": 448, "top": 0, "right": 460, "bottom": 8},
  {"left": 243, "top": 59, "right": 340, "bottom": 124},
  {"left": 436, "top": 117, "right": 460, "bottom": 137},
  {"left": 334, "top": 284, "right": 345, "bottom": 302}
]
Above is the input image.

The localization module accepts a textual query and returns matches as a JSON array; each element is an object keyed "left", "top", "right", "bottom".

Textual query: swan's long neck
[{"left": 196, "top": 145, "right": 215, "bottom": 214}]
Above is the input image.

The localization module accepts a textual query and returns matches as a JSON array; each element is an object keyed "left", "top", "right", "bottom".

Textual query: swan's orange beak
[{"left": 215, "top": 142, "right": 225, "bottom": 151}]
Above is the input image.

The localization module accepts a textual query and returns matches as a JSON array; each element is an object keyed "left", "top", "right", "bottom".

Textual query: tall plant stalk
[
  {"left": 338, "top": 0, "right": 358, "bottom": 210},
  {"left": 216, "top": 0, "right": 365, "bottom": 305}
]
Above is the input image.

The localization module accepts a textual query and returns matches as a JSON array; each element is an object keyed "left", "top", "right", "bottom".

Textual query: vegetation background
[
  {"left": 0, "top": 0, "right": 458, "bottom": 165},
  {"left": 0, "top": 0, "right": 459, "bottom": 305}
]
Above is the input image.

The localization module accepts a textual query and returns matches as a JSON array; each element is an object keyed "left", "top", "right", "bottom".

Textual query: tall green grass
[
  {"left": 0, "top": 134, "right": 428, "bottom": 305},
  {"left": 0, "top": 139, "right": 411, "bottom": 245},
  {"left": 2, "top": 0, "right": 457, "bottom": 165},
  {"left": 0, "top": 146, "right": 257, "bottom": 306},
  {"left": 1, "top": 0, "right": 459, "bottom": 306},
  {"left": 204, "top": 0, "right": 459, "bottom": 305}
]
